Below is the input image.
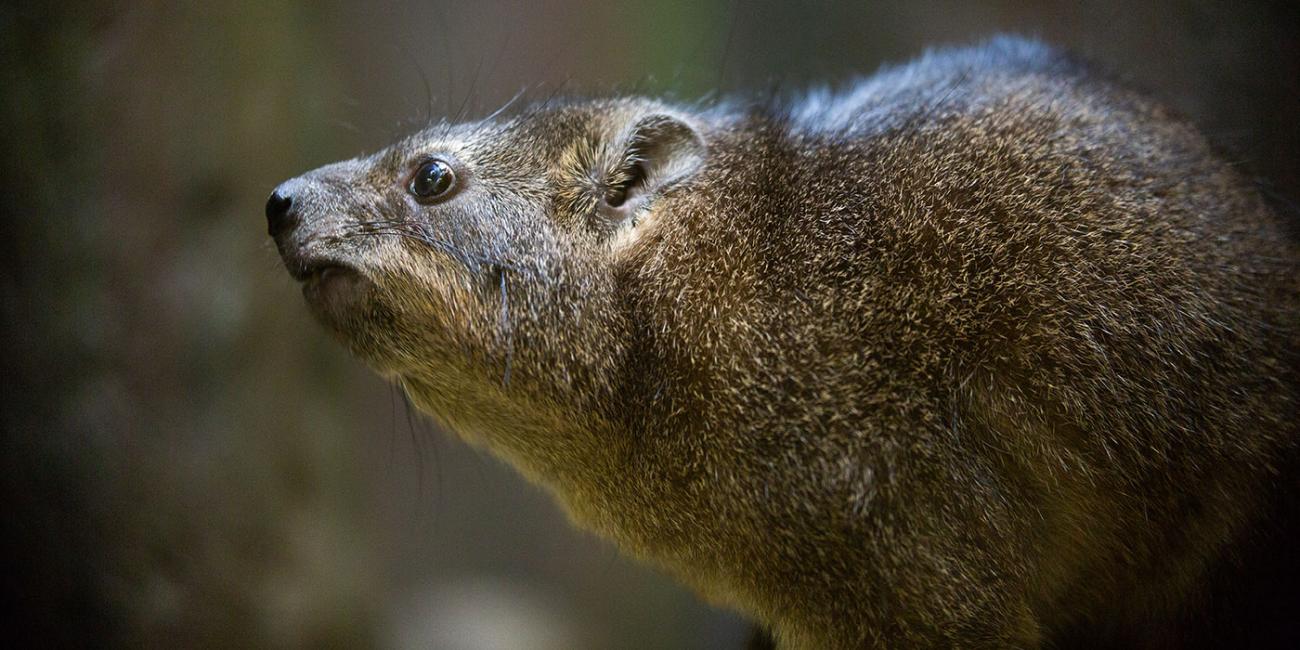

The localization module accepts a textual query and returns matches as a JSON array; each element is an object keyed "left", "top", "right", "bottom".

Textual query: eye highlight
[{"left": 408, "top": 158, "right": 456, "bottom": 202}]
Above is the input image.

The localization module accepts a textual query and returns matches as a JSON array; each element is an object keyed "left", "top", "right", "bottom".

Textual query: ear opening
[{"left": 597, "top": 114, "right": 705, "bottom": 241}]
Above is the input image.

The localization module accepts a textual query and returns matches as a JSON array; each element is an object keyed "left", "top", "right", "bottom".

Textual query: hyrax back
[{"left": 268, "top": 37, "right": 1300, "bottom": 648}]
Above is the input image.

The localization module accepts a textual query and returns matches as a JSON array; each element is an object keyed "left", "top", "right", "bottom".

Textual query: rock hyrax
[{"left": 267, "top": 37, "right": 1300, "bottom": 648}]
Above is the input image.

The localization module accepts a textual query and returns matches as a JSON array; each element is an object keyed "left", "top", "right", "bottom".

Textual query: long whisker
[
  {"left": 344, "top": 221, "right": 529, "bottom": 276},
  {"left": 339, "top": 223, "right": 489, "bottom": 272},
  {"left": 498, "top": 265, "right": 512, "bottom": 387},
  {"left": 481, "top": 87, "right": 527, "bottom": 124},
  {"left": 337, "top": 222, "right": 525, "bottom": 387}
]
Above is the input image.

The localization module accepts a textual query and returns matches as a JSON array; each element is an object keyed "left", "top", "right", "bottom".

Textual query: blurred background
[{"left": 2, "top": 1, "right": 1297, "bottom": 647}]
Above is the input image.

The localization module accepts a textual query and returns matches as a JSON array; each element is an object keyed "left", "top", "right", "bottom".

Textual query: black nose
[{"left": 265, "top": 190, "right": 295, "bottom": 237}]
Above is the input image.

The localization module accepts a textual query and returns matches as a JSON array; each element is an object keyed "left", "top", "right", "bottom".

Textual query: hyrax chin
[{"left": 268, "top": 36, "right": 1299, "bottom": 649}]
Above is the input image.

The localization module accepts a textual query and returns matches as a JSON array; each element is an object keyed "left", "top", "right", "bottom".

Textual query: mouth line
[{"left": 291, "top": 260, "right": 355, "bottom": 284}]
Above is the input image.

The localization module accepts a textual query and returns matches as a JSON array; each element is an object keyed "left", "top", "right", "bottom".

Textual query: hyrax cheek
[{"left": 303, "top": 266, "right": 372, "bottom": 321}]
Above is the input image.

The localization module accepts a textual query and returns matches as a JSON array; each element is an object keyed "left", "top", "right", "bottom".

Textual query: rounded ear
[
  {"left": 623, "top": 114, "right": 705, "bottom": 188},
  {"left": 596, "top": 114, "right": 706, "bottom": 242}
]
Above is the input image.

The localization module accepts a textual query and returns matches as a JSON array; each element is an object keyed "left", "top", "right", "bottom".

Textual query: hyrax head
[{"left": 266, "top": 98, "right": 706, "bottom": 412}]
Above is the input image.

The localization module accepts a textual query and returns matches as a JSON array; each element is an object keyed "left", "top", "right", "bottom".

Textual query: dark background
[{"left": 3, "top": 1, "right": 1297, "bottom": 647}]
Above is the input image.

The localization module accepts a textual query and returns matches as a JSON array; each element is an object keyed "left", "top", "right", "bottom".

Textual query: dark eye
[{"left": 408, "top": 159, "right": 455, "bottom": 201}]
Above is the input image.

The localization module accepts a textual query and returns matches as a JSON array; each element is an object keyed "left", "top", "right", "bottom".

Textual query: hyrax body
[{"left": 268, "top": 37, "right": 1300, "bottom": 648}]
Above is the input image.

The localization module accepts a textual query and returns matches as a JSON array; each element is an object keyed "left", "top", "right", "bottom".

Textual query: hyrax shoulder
[{"left": 268, "top": 36, "right": 1300, "bottom": 648}]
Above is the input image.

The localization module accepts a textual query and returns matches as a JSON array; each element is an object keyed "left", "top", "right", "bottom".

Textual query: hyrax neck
[
  {"left": 395, "top": 276, "right": 647, "bottom": 525},
  {"left": 401, "top": 366, "right": 644, "bottom": 524}
]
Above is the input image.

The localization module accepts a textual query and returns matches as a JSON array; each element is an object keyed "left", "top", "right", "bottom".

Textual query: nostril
[{"left": 265, "top": 190, "right": 295, "bottom": 236}]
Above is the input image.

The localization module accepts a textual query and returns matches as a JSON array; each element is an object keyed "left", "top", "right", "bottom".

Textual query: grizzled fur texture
[{"left": 269, "top": 38, "right": 1300, "bottom": 648}]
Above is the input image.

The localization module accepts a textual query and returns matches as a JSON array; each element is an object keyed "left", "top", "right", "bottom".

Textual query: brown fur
[{"left": 269, "top": 37, "right": 1300, "bottom": 647}]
